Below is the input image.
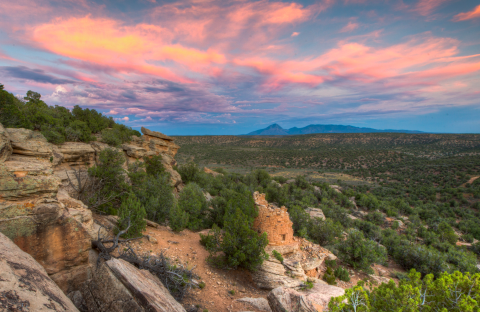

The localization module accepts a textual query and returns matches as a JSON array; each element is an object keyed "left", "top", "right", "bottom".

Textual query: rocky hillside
[{"left": 0, "top": 121, "right": 185, "bottom": 309}]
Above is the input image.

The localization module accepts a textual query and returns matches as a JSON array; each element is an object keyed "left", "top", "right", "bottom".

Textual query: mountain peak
[
  {"left": 246, "top": 123, "right": 288, "bottom": 135},
  {"left": 246, "top": 123, "right": 423, "bottom": 135}
]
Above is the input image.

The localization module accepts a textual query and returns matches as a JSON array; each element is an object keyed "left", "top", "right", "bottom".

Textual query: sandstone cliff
[{"left": 0, "top": 123, "right": 182, "bottom": 298}]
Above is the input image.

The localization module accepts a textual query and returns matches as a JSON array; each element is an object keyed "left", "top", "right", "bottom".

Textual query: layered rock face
[
  {"left": 0, "top": 152, "right": 92, "bottom": 294},
  {"left": 0, "top": 124, "right": 182, "bottom": 297},
  {"left": 120, "top": 127, "right": 182, "bottom": 187},
  {"left": 0, "top": 232, "right": 79, "bottom": 311}
]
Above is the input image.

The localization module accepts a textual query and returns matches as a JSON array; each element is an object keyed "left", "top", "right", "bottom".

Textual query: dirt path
[
  {"left": 462, "top": 176, "right": 479, "bottom": 187},
  {"left": 126, "top": 225, "right": 270, "bottom": 312}
]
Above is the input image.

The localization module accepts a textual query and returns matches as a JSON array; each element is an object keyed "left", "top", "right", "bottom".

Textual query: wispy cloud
[
  {"left": 452, "top": 4, "right": 480, "bottom": 22},
  {"left": 339, "top": 21, "right": 359, "bottom": 33}
]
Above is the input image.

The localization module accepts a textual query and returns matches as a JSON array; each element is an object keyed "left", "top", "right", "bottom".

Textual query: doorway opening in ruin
[{"left": 281, "top": 234, "right": 286, "bottom": 241}]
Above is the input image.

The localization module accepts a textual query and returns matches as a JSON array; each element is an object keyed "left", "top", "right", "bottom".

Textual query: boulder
[
  {"left": 58, "top": 142, "right": 95, "bottom": 166},
  {"left": 204, "top": 191, "right": 213, "bottom": 202},
  {"left": 121, "top": 143, "right": 147, "bottom": 159},
  {"left": 0, "top": 232, "right": 79, "bottom": 311},
  {"left": 352, "top": 210, "right": 368, "bottom": 218},
  {"left": 267, "top": 283, "right": 344, "bottom": 312},
  {"left": 0, "top": 162, "right": 92, "bottom": 294},
  {"left": 0, "top": 122, "right": 12, "bottom": 163},
  {"left": 237, "top": 297, "right": 272, "bottom": 312},
  {"left": 81, "top": 256, "right": 186, "bottom": 312},
  {"left": 141, "top": 127, "right": 174, "bottom": 141},
  {"left": 283, "top": 259, "right": 307, "bottom": 280},
  {"left": 301, "top": 257, "right": 324, "bottom": 271},
  {"left": 305, "top": 207, "right": 325, "bottom": 221},
  {"left": 6, "top": 128, "right": 64, "bottom": 166},
  {"left": 140, "top": 127, "right": 179, "bottom": 158},
  {"left": 253, "top": 260, "right": 303, "bottom": 290}
]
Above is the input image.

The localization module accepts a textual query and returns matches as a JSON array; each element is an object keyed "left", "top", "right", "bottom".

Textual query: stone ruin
[
  {"left": 253, "top": 192, "right": 295, "bottom": 248},
  {"left": 251, "top": 192, "right": 337, "bottom": 290}
]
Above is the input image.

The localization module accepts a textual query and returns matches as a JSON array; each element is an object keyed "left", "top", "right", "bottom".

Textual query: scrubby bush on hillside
[
  {"left": 337, "top": 229, "right": 387, "bottom": 273},
  {"left": 202, "top": 209, "right": 269, "bottom": 270},
  {"left": 329, "top": 269, "right": 480, "bottom": 312},
  {"left": 88, "top": 148, "right": 130, "bottom": 214},
  {"left": 178, "top": 183, "right": 209, "bottom": 231},
  {"left": 128, "top": 161, "right": 174, "bottom": 224},
  {"left": 178, "top": 162, "right": 201, "bottom": 184},
  {"left": 145, "top": 155, "right": 166, "bottom": 177},
  {"left": 169, "top": 204, "right": 189, "bottom": 232},
  {"left": 0, "top": 86, "right": 138, "bottom": 145},
  {"left": 117, "top": 193, "right": 146, "bottom": 238}
]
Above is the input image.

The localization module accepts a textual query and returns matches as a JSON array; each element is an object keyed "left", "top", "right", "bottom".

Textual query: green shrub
[
  {"left": 178, "top": 183, "right": 208, "bottom": 231},
  {"left": 323, "top": 267, "right": 337, "bottom": 285},
  {"left": 301, "top": 280, "right": 314, "bottom": 290},
  {"left": 178, "top": 162, "right": 201, "bottom": 184},
  {"left": 88, "top": 148, "right": 130, "bottom": 214},
  {"left": 145, "top": 155, "right": 165, "bottom": 177},
  {"left": 169, "top": 204, "right": 189, "bottom": 232},
  {"left": 334, "top": 267, "right": 350, "bottom": 282},
  {"left": 198, "top": 281, "right": 205, "bottom": 289},
  {"left": 117, "top": 193, "right": 147, "bottom": 238},
  {"left": 272, "top": 250, "right": 284, "bottom": 263},
  {"left": 325, "top": 259, "right": 337, "bottom": 268},
  {"left": 203, "top": 209, "right": 269, "bottom": 270},
  {"left": 329, "top": 269, "right": 480, "bottom": 312},
  {"left": 337, "top": 229, "right": 387, "bottom": 273},
  {"left": 101, "top": 128, "right": 122, "bottom": 146},
  {"left": 129, "top": 163, "right": 175, "bottom": 224},
  {"left": 308, "top": 218, "right": 343, "bottom": 246}
]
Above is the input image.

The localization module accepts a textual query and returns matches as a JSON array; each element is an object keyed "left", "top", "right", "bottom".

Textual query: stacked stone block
[{"left": 253, "top": 192, "right": 295, "bottom": 246}]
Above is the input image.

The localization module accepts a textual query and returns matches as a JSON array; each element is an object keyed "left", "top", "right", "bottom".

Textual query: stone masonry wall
[{"left": 253, "top": 192, "right": 294, "bottom": 246}]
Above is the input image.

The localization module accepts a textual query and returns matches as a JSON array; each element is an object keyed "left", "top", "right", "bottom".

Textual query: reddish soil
[{"left": 125, "top": 225, "right": 270, "bottom": 312}]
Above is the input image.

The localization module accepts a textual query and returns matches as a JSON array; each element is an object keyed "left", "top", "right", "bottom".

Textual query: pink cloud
[
  {"left": 412, "top": 0, "right": 449, "bottom": 16},
  {"left": 291, "top": 32, "right": 300, "bottom": 37},
  {"left": 339, "top": 21, "right": 359, "bottom": 33},
  {"left": 452, "top": 4, "right": 480, "bottom": 21}
]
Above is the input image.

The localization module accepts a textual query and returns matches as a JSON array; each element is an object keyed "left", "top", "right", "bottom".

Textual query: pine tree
[
  {"left": 169, "top": 203, "right": 189, "bottom": 232},
  {"left": 118, "top": 193, "right": 146, "bottom": 238}
]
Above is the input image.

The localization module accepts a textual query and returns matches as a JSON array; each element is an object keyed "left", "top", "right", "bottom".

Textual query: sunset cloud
[
  {"left": 339, "top": 21, "right": 359, "bottom": 33},
  {"left": 0, "top": 0, "right": 478, "bottom": 133},
  {"left": 413, "top": 0, "right": 449, "bottom": 16},
  {"left": 452, "top": 4, "right": 480, "bottom": 22}
]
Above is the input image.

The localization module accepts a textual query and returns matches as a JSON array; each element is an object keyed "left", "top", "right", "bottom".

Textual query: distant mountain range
[{"left": 245, "top": 124, "right": 424, "bottom": 135}]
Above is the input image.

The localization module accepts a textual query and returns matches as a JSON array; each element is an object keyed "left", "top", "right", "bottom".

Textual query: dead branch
[{"left": 91, "top": 217, "right": 197, "bottom": 302}]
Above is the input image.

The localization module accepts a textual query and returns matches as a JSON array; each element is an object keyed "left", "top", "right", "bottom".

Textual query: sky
[{"left": 0, "top": 0, "right": 479, "bottom": 135}]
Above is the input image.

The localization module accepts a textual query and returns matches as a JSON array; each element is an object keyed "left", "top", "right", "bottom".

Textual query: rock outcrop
[
  {"left": 237, "top": 297, "right": 272, "bottom": 312},
  {"left": 0, "top": 123, "right": 182, "bottom": 300},
  {"left": 0, "top": 129, "right": 93, "bottom": 294},
  {"left": 0, "top": 122, "right": 12, "bottom": 163},
  {"left": 0, "top": 232, "right": 79, "bottom": 311},
  {"left": 305, "top": 207, "right": 325, "bottom": 221},
  {"left": 267, "top": 283, "right": 344, "bottom": 312},
  {"left": 58, "top": 142, "right": 96, "bottom": 166},
  {"left": 141, "top": 126, "right": 180, "bottom": 158},
  {"left": 6, "top": 128, "right": 64, "bottom": 166},
  {"left": 119, "top": 128, "right": 182, "bottom": 187},
  {"left": 81, "top": 255, "right": 186, "bottom": 312}
]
